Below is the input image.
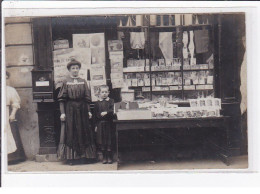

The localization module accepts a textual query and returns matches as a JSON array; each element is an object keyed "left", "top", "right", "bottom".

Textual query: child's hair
[{"left": 98, "top": 85, "right": 109, "bottom": 93}]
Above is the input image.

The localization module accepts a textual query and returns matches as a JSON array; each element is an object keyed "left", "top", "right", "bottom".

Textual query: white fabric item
[
  {"left": 159, "top": 32, "right": 173, "bottom": 60},
  {"left": 6, "top": 86, "right": 21, "bottom": 154},
  {"left": 130, "top": 32, "right": 145, "bottom": 49},
  {"left": 240, "top": 51, "right": 247, "bottom": 114},
  {"left": 182, "top": 31, "right": 189, "bottom": 59},
  {"left": 98, "top": 97, "right": 110, "bottom": 101}
]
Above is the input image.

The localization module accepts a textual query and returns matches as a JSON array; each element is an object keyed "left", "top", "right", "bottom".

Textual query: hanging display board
[
  {"left": 73, "top": 33, "right": 107, "bottom": 101},
  {"left": 108, "top": 40, "right": 124, "bottom": 89}
]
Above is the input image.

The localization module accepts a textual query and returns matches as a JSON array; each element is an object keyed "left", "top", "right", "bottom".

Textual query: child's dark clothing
[{"left": 94, "top": 97, "right": 114, "bottom": 151}]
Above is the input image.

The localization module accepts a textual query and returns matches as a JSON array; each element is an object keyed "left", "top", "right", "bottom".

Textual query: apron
[{"left": 6, "top": 106, "right": 17, "bottom": 154}]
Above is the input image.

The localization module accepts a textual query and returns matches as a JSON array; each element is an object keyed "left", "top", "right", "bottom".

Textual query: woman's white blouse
[{"left": 6, "top": 86, "right": 21, "bottom": 109}]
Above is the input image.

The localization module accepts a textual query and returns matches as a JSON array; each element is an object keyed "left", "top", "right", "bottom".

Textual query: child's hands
[
  {"left": 9, "top": 114, "right": 16, "bottom": 122},
  {"left": 101, "top": 112, "right": 107, "bottom": 117},
  {"left": 89, "top": 112, "right": 92, "bottom": 119},
  {"left": 60, "top": 113, "right": 66, "bottom": 121}
]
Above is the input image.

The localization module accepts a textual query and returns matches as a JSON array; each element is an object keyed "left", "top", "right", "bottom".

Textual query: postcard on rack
[
  {"left": 90, "top": 64, "right": 106, "bottom": 81},
  {"left": 112, "top": 78, "right": 124, "bottom": 89},
  {"left": 111, "top": 60, "right": 123, "bottom": 69},
  {"left": 91, "top": 47, "right": 106, "bottom": 65},
  {"left": 53, "top": 39, "right": 69, "bottom": 50},
  {"left": 108, "top": 40, "right": 123, "bottom": 52},
  {"left": 109, "top": 51, "right": 124, "bottom": 60},
  {"left": 111, "top": 67, "right": 123, "bottom": 73},
  {"left": 73, "top": 34, "right": 90, "bottom": 48},
  {"left": 111, "top": 72, "right": 123, "bottom": 80}
]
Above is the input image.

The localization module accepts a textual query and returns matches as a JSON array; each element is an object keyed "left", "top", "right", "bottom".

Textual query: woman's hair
[
  {"left": 67, "top": 58, "right": 81, "bottom": 70},
  {"left": 98, "top": 85, "right": 109, "bottom": 93},
  {"left": 6, "top": 71, "right": 10, "bottom": 79}
]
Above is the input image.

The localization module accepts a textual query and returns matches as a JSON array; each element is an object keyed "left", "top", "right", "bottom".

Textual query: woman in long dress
[
  {"left": 58, "top": 59, "right": 96, "bottom": 165},
  {"left": 6, "top": 72, "right": 21, "bottom": 155}
]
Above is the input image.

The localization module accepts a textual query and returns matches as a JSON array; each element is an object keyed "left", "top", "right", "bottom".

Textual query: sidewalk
[{"left": 8, "top": 155, "right": 248, "bottom": 172}]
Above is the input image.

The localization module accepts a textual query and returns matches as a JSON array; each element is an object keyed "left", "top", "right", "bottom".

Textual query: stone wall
[{"left": 5, "top": 17, "right": 40, "bottom": 160}]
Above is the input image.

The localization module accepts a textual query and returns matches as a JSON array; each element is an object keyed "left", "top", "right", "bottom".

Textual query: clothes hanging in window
[
  {"left": 130, "top": 32, "right": 145, "bottom": 49},
  {"left": 149, "top": 32, "right": 163, "bottom": 59},
  {"left": 194, "top": 29, "right": 209, "bottom": 54},
  {"left": 159, "top": 32, "right": 173, "bottom": 61}
]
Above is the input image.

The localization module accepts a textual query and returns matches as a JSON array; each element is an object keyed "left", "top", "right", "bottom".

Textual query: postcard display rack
[{"left": 118, "top": 14, "right": 215, "bottom": 103}]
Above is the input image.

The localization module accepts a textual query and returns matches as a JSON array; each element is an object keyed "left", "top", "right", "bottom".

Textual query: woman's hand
[
  {"left": 9, "top": 114, "right": 16, "bottom": 122},
  {"left": 60, "top": 113, "right": 66, "bottom": 121},
  {"left": 101, "top": 112, "right": 107, "bottom": 117},
  {"left": 89, "top": 112, "right": 92, "bottom": 119}
]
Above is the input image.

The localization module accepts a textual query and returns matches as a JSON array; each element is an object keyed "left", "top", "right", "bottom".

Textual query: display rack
[{"left": 118, "top": 15, "right": 215, "bottom": 102}]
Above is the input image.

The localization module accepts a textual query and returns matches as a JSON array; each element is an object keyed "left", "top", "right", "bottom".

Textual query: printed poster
[
  {"left": 73, "top": 33, "right": 105, "bottom": 49},
  {"left": 73, "top": 34, "right": 90, "bottom": 48},
  {"left": 73, "top": 33, "right": 107, "bottom": 101},
  {"left": 90, "top": 64, "right": 106, "bottom": 82},
  {"left": 108, "top": 40, "right": 123, "bottom": 52},
  {"left": 91, "top": 47, "right": 106, "bottom": 65}
]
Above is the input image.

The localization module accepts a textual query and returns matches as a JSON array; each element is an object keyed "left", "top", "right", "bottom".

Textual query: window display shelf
[
  {"left": 150, "top": 70, "right": 182, "bottom": 73},
  {"left": 149, "top": 24, "right": 212, "bottom": 30},
  {"left": 182, "top": 68, "right": 214, "bottom": 72},
  {"left": 117, "top": 26, "right": 149, "bottom": 29},
  {"left": 183, "top": 89, "right": 214, "bottom": 91},
  {"left": 144, "top": 90, "right": 183, "bottom": 93},
  {"left": 121, "top": 21, "right": 214, "bottom": 101}
]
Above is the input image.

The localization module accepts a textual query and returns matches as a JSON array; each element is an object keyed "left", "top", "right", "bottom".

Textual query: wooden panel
[
  {"left": 16, "top": 88, "right": 40, "bottom": 160},
  {"left": 37, "top": 103, "right": 57, "bottom": 153},
  {"left": 32, "top": 18, "right": 53, "bottom": 70},
  {"left": 5, "top": 17, "right": 31, "bottom": 23},
  {"left": 5, "top": 24, "right": 32, "bottom": 45},
  {"left": 217, "top": 14, "right": 245, "bottom": 155},
  {"left": 219, "top": 14, "right": 244, "bottom": 103},
  {"left": 7, "top": 66, "right": 33, "bottom": 88},
  {"left": 5, "top": 46, "right": 34, "bottom": 66},
  {"left": 222, "top": 102, "right": 241, "bottom": 156}
]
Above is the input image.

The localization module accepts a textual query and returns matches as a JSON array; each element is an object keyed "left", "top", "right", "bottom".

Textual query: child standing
[{"left": 94, "top": 85, "right": 115, "bottom": 164}]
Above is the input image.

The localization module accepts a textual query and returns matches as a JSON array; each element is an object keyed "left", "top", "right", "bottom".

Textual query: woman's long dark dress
[
  {"left": 94, "top": 98, "right": 114, "bottom": 150},
  {"left": 58, "top": 77, "right": 96, "bottom": 160}
]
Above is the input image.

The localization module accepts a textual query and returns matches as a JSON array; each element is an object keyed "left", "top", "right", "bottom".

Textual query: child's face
[{"left": 100, "top": 88, "right": 109, "bottom": 99}]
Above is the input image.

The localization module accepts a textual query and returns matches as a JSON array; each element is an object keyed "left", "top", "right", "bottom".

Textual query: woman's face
[{"left": 69, "top": 65, "right": 80, "bottom": 77}]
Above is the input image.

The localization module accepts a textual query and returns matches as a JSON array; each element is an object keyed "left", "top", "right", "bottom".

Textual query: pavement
[{"left": 7, "top": 155, "right": 248, "bottom": 172}]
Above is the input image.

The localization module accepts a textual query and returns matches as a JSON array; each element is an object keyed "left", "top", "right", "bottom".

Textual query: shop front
[{"left": 6, "top": 13, "right": 246, "bottom": 166}]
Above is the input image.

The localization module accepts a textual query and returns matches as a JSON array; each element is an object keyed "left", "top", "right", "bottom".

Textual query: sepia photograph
[{"left": 2, "top": 3, "right": 250, "bottom": 177}]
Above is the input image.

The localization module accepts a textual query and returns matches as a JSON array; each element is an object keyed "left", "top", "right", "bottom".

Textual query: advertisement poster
[
  {"left": 72, "top": 34, "right": 90, "bottom": 48},
  {"left": 72, "top": 33, "right": 106, "bottom": 101},
  {"left": 108, "top": 40, "right": 123, "bottom": 52},
  {"left": 73, "top": 33, "right": 105, "bottom": 49},
  {"left": 91, "top": 47, "right": 106, "bottom": 65},
  {"left": 90, "top": 64, "right": 106, "bottom": 82}
]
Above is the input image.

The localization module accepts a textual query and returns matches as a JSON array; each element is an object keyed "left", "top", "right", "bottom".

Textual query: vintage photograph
[{"left": 3, "top": 12, "right": 247, "bottom": 172}]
